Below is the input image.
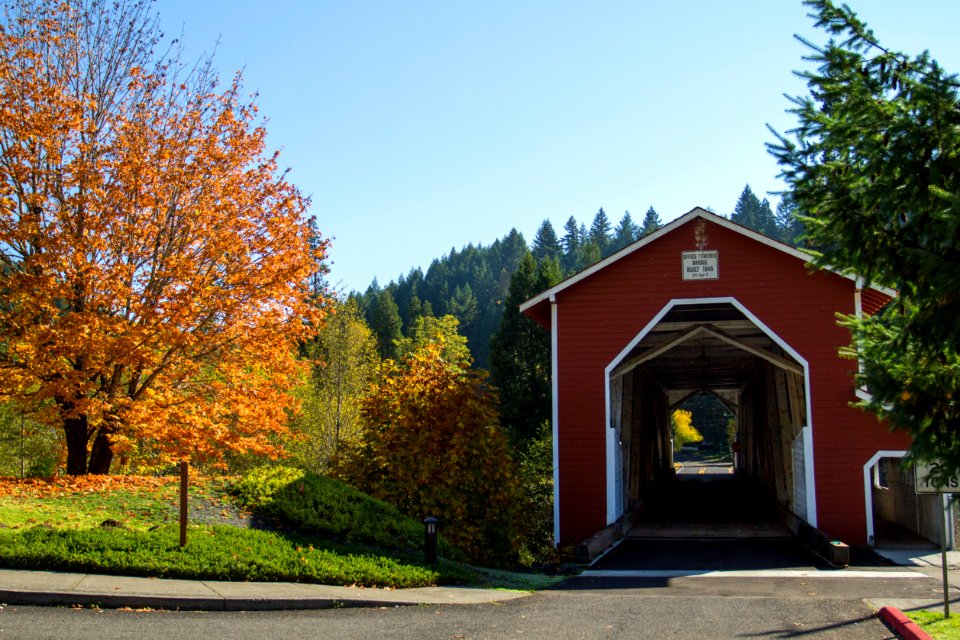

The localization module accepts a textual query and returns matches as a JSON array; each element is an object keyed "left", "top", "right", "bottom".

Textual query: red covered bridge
[{"left": 521, "top": 208, "right": 942, "bottom": 549}]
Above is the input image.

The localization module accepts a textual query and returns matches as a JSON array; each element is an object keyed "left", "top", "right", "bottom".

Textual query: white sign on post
[
  {"left": 682, "top": 250, "right": 719, "bottom": 281},
  {"left": 913, "top": 459, "right": 958, "bottom": 619},
  {"left": 914, "top": 461, "right": 960, "bottom": 494}
]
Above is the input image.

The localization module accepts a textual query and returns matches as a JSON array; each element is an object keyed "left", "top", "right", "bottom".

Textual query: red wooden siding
[{"left": 861, "top": 286, "right": 893, "bottom": 316}]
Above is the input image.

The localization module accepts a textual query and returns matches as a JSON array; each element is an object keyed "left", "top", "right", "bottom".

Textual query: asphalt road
[
  {"left": 675, "top": 457, "right": 733, "bottom": 478},
  {"left": 0, "top": 583, "right": 903, "bottom": 639},
  {"left": 1, "top": 563, "right": 944, "bottom": 640}
]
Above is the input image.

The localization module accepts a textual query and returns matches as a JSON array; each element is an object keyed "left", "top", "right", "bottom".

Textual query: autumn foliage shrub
[
  {"left": 334, "top": 344, "right": 522, "bottom": 566},
  {"left": 671, "top": 409, "right": 704, "bottom": 449}
]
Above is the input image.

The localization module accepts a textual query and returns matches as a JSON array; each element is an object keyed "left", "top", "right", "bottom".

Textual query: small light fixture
[{"left": 423, "top": 517, "right": 439, "bottom": 566}]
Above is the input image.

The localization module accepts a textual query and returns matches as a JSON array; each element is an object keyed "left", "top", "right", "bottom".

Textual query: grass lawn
[
  {"left": 906, "top": 611, "right": 960, "bottom": 640},
  {"left": 0, "top": 469, "right": 564, "bottom": 591},
  {"left": 0, "top": 475, "right": 238, "bottom": 531}
]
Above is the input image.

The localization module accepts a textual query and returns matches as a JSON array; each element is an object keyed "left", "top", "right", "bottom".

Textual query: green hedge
[
  {"left": 232, "top": 466, "right": 459, "bottom": 559},
  {"left": 0, "top": 524, "right": 439, "bottom": 588}
]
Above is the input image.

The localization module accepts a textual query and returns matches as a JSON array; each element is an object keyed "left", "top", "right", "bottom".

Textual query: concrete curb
[
  {"left": 0, "top": 569, "right": 531, "bottom": 611},
  {"left": 877, "top": 606, "right": 934, "bottom": 640}
]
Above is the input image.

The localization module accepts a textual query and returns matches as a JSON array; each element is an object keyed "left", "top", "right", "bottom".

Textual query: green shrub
[
  {"left": 231, "top": 466, "right": 458, "bottom": 559},
  {"left": 516, "top": 422, "right": 555, "bottom": 565},
  {"left": 27, "top": 455, "right": 57, "bottom": 478},
  {"left": 0, "top": 403, "right": 61, "bottom": 478}
]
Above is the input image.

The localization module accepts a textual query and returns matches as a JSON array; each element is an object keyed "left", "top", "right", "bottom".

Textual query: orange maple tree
[{"left": 0, "top": 0, "right": 328, "bottom": 474}]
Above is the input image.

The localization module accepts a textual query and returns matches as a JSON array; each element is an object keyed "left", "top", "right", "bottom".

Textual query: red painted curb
[{"left": 877, "top": 606, "right": 934, "bottom": 640}]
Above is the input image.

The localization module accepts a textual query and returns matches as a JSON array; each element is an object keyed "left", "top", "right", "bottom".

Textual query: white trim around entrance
[
  {"left": 862, "top": 450, "right": 908, "bottom": 546},
  {"left": 603, "top": 296, "right": 818, "bottom": 528}
]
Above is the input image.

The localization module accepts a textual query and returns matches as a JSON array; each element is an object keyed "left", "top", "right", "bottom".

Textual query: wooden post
[
  {"left": 943, "top": 494, "right": 951, "bottom": 618},
  {"left": 179, "top": 460, "right": 188, "bottom": 548}
]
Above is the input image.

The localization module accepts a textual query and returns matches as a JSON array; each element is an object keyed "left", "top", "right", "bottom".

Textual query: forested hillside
[
  {"left": 354, "top": 229, "right": 528, "bottom": 369},
  {"left": 354, "top": 185, "right": 804, "bottom": 370}
]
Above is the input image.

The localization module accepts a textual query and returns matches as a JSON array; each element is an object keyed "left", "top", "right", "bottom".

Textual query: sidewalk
[
  {"left": 3, "top": 549, "right": 956, "bottom": 614},
  {"left": 869, "top": 548, "right": 960, "bottom": 616},
  {"left": 0, "top": 568, "right": 531, "bottom": 611}
]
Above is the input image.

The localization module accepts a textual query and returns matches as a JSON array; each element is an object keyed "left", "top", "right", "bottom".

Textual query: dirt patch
[{"left": 167, "top": 485, "right": 278, "bottom": 531}]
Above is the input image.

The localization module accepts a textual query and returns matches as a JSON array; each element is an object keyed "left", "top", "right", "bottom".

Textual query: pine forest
[{"left": 354, "top": 185, "right": 803, "bottom": 373}]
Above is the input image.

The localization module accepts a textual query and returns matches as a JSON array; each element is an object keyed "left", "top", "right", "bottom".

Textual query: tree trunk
[
  {"left": 88, "top": 427, "right": 114, "bottom": 475},
  {"left": 63, "top": 415, "right": 90, "bottom": 475}
]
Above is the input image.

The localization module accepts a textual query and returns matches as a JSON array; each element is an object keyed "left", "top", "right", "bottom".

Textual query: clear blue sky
[{"left": 156, "top": 1, "right": 959, "bottom": 293}]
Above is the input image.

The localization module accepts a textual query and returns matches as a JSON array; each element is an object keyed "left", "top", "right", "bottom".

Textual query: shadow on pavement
[
  {"left": 589, "top": 537, "right": 829, "bottom": 572},
  {"left": 737, "top": 613, "right": 883, "bottom": 638},
  {"left": 552, "top": 576, "right": 671, "bottom": 591}
]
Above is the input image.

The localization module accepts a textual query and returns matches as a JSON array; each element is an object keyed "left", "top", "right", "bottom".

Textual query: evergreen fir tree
[
  {"left": 575, "top": 238, "right": 602, "bottom": 271},
  {"left": 370, "top": 289, "right": 403, "bottom": 360},
  {"left": 393, "top": 268, "right": 424, "bottom": 327},
  {"left": 561, "top": 216, "right": 581, "bottom": 274},
  {"left": 732, "top": 187, "right": 779, "bottom": 238},
  {"left": 774, "top": 196, "right": 805, "bottom": 247},
  {"left": 422, "top": 258, "right": 450, "bottom": 314},
  {"left": 612, "top": 210, "right": 638, "bottom": 251},
  {"left": 305, "top": 216, "right": 330, "bottom": 303},
  {"left": 531, "top": 219, "right": 562, "bottom": 263},
  {"left": 731, "top": 185, "right": 763, "bottom": 231},
  {"left": 769, "top": 0, "right": 960, "bottom": 476},
  {"left": 357, "top": 279, "right": 380, "bottom": 322},
  {"left": 447, "top": 284, "right": 479, "bottom": 332},
  {"left": 490, "top": 253, "right": 561, "bottom": 442},
  {"left": 640, "top": 206, "right": 662, "bottom": 236},
  {"left": 406, "top": 294, "right": 425, "bottom": 331},
  {"left": 464, "top": 260, "right": 499, "bottom": 367},
  {"left": 757, "top": 197, "right": 779, "bottom": 238},
  {"left": 589, "top": 208, "right": 613, "bottom": 256},
  {"left": 497, "top": 229, "right": 528, "bottom": 275}
]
